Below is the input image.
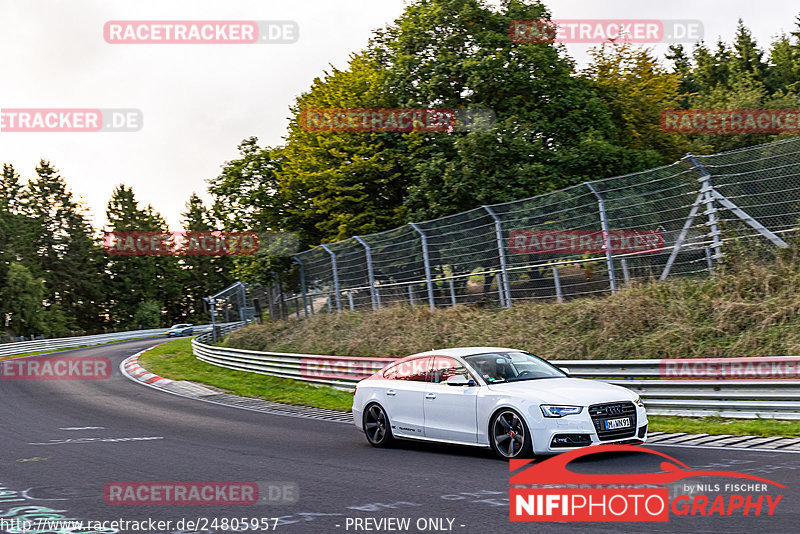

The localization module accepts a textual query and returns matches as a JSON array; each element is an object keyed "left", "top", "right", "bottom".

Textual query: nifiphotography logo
[{"left": 509, "top": 445, "right": 785, "bottom": 522}]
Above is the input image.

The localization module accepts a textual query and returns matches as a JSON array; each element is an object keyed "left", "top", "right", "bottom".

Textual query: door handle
[
  {"left": 425, "top": 393, "right": 437, "bottom": 399},
  {"left": 386, "top": 390, "right": 396, "bottom": 397}
]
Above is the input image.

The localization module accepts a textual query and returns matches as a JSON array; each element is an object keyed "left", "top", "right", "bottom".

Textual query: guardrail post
[
  {"left": 347, "top": 292, "right": 355, "bottom": 311},
  {"left": 483, "top": 206, "right": 511, "bottom": 308},
  {"left": 449, "top": 278, "right": 457, "bottom": 307},
  {"left": 320, "top": 244, "right": 342, "bottom": 313},
  {"left": 354, "top": 236, "right": 379, "bottom": 310},
  {"left": 293, "top": 256, "right": 309, "bottom": 317},
  {"left": 552, "top": 266, "right": 563, "bottom": 303},
  {"left": 408, "top": 285, "right": 415, "bottom": 306},
  {"left": 585, "top": 182, "right": 617, "bottom": 294},
  {"left": 408, "top": 222, "right": 435, "bottom": 312}
]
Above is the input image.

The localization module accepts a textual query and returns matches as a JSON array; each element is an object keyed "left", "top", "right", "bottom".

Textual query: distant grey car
[{"left": 165, "top": 324, "right": 194, "bottom": 337}]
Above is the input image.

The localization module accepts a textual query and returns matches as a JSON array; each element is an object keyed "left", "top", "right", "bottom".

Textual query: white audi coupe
[{"left": 352, "top": 347, "right": 648, "bottom": 459}]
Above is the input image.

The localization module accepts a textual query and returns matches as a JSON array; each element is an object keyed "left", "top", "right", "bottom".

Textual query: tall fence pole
[
  {"left": 293, "top": 256, "right": 309, "bottom": 317},
  {"left": 320, "top": 244, "right": 342, "bottom": 313},
  {"left": 585, "top": 182, "right": 617, "bottom": 294},
  {"left": 687, "top": 154, "right": 723, "bottom": 261},
  {"left": 552, "top": 266, "right": 563, "bottom": 303},
  {"left": 408, "top": 222, "right": 435, "bottom": 312},
  {"left": 354, "top": 236, "right": 379, "bottom": 310},
  {"left": 483, "top": 205, "right": 512, "bottom": 308}
]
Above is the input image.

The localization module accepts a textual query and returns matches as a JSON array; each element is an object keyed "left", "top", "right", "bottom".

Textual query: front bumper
[{"left": 532, "top": 406, "right": 648, "bottom": 455}]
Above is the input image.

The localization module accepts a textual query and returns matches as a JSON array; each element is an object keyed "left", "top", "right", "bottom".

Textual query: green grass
[
  {"left": 1, "top": 336, "right": 160, "bottom": 360},
  {"left": 138, "top": 338, "right": 354, "bottom": 411},
  {"left": 648, "top": 415, "right": 800, "bottom": 438}
]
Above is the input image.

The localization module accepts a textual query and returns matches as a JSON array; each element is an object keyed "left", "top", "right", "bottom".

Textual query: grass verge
[
  {"left": 137, "top": 340, "right": 800, "bottom": 437},
  {"left": 648, "top": 415, "right": 800, "bottom": 438},
  {"left": 138, "top": 338, "right": 354, "bottom": 411}
]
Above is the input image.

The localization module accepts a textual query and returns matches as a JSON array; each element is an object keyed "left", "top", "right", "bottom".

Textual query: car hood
[{"left": 485, "top": 377, "right": 637, "bottom": 405}]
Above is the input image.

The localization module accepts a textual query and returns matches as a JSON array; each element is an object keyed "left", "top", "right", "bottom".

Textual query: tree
[
  {"left": 369, "top": 0, "right": 663, "bottom": 220},
  {"left": 21, "top": 161, "right": 104, "bottom": 331},
  {"left": 133, "top": 300, "right": 162, "bottom": 329},
  {"left": 180, "top": 193, "right": 234, "bottom": 320},
  {"left": 104, "top": 185, "right": 183, "bottom": 327},
  {"left": 583, "top": 42, "right": 690, "bottom": 161},
  {"left": 1, "top": 263, "right": 46, "bottom": 337}
]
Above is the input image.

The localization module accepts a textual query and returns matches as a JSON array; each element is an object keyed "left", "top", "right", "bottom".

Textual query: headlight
[
  {"left": 540, "top": 405, "right": 583, "bottom": 418},
  {"left": 634, "top": 396, "right": 645, "bottom": 409}
]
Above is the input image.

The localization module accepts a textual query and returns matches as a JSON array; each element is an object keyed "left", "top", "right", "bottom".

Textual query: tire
[
  {"left": 489, "top": 409, "right": 533, "bottom": 460},
  {"left": 362, "top": 403, "right": 394, "bottom": 448}
]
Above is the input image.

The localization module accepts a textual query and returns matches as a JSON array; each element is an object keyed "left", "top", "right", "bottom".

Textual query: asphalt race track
[{"left": 1, "top": 339, "right": 798, "bottom": 534}]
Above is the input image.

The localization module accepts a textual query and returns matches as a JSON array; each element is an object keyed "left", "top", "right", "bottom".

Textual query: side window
[
  {"left": 431, "top": 357, "right": 470, "bottom": 384},
  {"left": 385, "top": 357, "right": 433, "bottom": 382}
]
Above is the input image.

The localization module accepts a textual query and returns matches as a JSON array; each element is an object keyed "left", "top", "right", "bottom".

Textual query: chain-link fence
[{"left": 276, "top": 137, "right": 800, "bottom": 316}]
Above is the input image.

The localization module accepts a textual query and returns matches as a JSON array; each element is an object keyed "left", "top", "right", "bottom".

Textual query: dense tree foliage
[{"left": 3, "top": 5, "right": 800, "bottom": 336}]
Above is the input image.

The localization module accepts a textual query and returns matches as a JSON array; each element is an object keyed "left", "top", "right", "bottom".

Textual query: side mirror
[
  {"left": 446, "top": 375, "right": 469, "bottom": 386},
  {"left": 559, "top": 367, "right": 570, "bottom": 377}
]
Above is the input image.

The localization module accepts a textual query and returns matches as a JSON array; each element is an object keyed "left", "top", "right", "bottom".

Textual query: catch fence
[{"left": 278, "top": 138, "right": 800, "bottom": 316}]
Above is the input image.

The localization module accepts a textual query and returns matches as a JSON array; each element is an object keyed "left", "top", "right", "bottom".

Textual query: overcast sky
[{"left": 1, "top": 0, "right": 798, "bottom": 230}]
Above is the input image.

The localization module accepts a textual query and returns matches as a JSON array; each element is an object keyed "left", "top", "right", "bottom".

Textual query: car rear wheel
[
  {"left": 490, "top": 409, "right": 532, "bottom": 459},
  {"left": 363, "top": 403, "right": 394, "bottom": 448}
]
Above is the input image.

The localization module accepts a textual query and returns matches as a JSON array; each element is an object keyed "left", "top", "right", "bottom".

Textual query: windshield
[
  {"left": 464, "top": 351, "right": 566, "bottom": 383},
  {"left": 171, "top": 324, "right": 190, "bottom": 329}
]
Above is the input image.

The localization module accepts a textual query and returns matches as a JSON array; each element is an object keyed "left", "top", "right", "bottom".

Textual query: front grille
[{"left": 589, "top": 401, "right": 637, "bottom": 441}]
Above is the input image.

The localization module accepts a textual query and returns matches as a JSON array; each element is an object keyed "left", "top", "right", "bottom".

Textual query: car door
[
  {"left": 381, "top": 356, "right": 432, "bottom": 438},
  {"left": 423, "top": 356, "right": 479, "bottom": 443}
]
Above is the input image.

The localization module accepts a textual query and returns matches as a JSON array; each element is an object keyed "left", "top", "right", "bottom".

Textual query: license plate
[{"left": 604, "top": 417, "right": 631, "bottom": 430}]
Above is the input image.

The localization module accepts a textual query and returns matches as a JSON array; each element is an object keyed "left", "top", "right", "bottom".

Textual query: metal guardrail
[
  {"left": 0, "top": 323, "right": 238, "bottom": 358},
  {"left": 191, "top": 338, "right": 800, "bottom": 419}
]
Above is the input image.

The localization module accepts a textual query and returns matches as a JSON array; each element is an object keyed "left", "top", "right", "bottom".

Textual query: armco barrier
[
  {"left": 191, "top": 338, "right": 800, "bottom": 419},
  {"left": 0, "top": 322, "right": 240, "bottom": 359}
]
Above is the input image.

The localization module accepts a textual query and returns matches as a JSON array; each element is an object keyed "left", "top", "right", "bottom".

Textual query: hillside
[{"left": 224, "top": 243, "right": 800, "bottom": 360}]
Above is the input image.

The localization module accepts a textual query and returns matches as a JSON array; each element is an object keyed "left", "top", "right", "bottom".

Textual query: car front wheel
[
  {"left": 490, "top": 409, "right": 533, "bottom": 459},
  {"left": 362, "top": 403, "right": 394, "bottom": 448}
]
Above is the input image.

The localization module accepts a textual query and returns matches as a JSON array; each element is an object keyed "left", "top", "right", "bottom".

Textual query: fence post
[
  {"left": 347, "top": 292, "right": 355, "bottom": 311},
  {"left": 483, "top": 205, "right": 512, "bottom": 308},
  {"left": 687, "top": 154, "right": 723, "bottom": 261},
  {"left": 204, "top": 297, "right": 217, "bottom": 343},
  {"left": 354, "top": 236, "right": 379, "bottom": 310},
  {"left": 320, "top": 244, "right": 342, "bottom": 313},
  {"left": 620, "top": 258, "right": 630, "bottom": 286},
  {"left": 238, "top": 281, "right": 247, "bottom": 323},
  {"left": 408, "top": 285, "right": 415, "bottom": 306},
  {"left": 552, "top": 266, "right": 563, "bottom": 303},
  {"left": 449, "top": 278, "right": 457, "bottom": 307},
  {"left": 408, "top": 222, "right": 435, "bottom": 312},
  {"left": 585, "top": 182, "right": 617, "bottom": 294},
  {"left": 293, "top": 256, "right": 309, "bottom": 317}
]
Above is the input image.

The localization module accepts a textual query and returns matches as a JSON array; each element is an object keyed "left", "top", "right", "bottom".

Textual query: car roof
[{"left": 407, "top": 347, "right": 521, "bottom": 358}]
